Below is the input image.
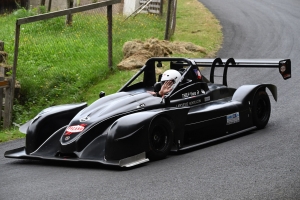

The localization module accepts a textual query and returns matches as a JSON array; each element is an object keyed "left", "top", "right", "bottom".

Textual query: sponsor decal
[
  {"left": 64, "top": 124, "right": 87, "bottom": 136},
  {"left": 182, "top": 91, "right": 200, "bottom": 98},
  {"left": 177, "top": 102, "right": 189, "bottom": 107},
  {"left": 189, "top": 99, "right": 201, "bottom": 106},
  {"left": 226, "top": 112, "right": 240, "bottom": 125},
  {"left": 204, "top": 96, "right": 210, "bottom": 102},
  {"left": 176, "top": 99, "right": 201, "bottom": 107}
]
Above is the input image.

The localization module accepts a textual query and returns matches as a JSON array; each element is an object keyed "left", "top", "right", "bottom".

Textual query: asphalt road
[{"left": 1, "top": 0, "right": 300, "bottom": 199}]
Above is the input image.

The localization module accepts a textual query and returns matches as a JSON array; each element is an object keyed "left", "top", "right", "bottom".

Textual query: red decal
[{"left": 64, "top": 124, "right": 86, "bottom": 135}]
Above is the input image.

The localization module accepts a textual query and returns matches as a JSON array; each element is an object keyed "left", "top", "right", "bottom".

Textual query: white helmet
[{"left": 161, "top": 70, "right": 181, "bottom": 84}]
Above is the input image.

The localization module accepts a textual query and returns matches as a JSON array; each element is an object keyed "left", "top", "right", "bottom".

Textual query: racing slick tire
[
  {"left": 252, "top": 90, "right": 271, "bottom": 129},
  {"left": 147, "top": 117, "right": 174, "bottom": 160}
]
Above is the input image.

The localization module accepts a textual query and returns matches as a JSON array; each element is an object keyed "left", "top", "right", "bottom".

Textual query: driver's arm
[{"left": 147, "top": 80, "right": 173, "bottom": 97}]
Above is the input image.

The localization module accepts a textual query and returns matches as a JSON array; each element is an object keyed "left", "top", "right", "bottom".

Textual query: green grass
[
  {"left": 0, "top": 0, "right": 222, "bottom": 142},
  {"left": 0, "top": 127, "right": 24, "bottom": 143},
  {"left": 173, "top": 0, "right": 222, "bottom": 57}
]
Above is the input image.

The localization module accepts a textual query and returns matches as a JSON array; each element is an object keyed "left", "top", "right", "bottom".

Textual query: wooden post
[
  {"left": 66, "top": 0, "right": 74, "bottom": 26},
  {"left": 0, "top": 79, "right": 3, "bottom": 124},
  {"left": 40, "top": 0, "right": 46, "bottom": 6},
  {"left": 25, "top": 0, "right": 31, "bottom": 10},
  {"left": 48, "top": 0, "right": 52, "bottom": 12},
  {"left": 159, "top": 0, "right": 163, "bottom": 16},
  {"left": 3, "top": 78, "right": 12, "bottom": 128},
  {"left": 0, "top": 40, "right": 5, "bottom": 77},
  {"left": 107, "top": 5, "right": 113, "bottom": 69},
  {"left": 3, "top": 22, "right": 21, "bottom": 128},
  {"left": 164, "top": 0, "right": 172, "bottom": 40},
  {"left": 0, "top": 41, "right": 4, "bottom": 125},
  {"left": 0, "top": 41, "right": 4, "bottom": 51}
]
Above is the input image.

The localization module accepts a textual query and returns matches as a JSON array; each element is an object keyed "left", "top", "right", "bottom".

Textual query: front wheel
[
  {"left": 252, "top": 90, "right": 271, "bottom": 129},
  {"left": 147, "top": 117, "right": 174, "bottom": 160}
]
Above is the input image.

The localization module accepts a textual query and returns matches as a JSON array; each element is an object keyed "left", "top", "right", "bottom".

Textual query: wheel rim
[
  {"left": 150, "top": 124, "right": 168, "bottom": 151},
  {"left": 256, "top": 98, "right": 268, "bottom": 120}
]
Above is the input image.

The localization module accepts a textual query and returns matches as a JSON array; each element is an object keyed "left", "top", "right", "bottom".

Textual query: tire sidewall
[
  {"left": 147, "top": 117, "right": 174, "bottom": 160},
  {"left": 252, "top": 90, "right": 271, "bottom": 129}
]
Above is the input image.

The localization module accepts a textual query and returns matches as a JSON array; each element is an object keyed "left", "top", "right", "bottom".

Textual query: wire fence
[
  {"left": 0, "top": 0, "right": 177, "bottom": 126},
  {"left": 13, "top": 2, "right": 118, "bottom": 104}
]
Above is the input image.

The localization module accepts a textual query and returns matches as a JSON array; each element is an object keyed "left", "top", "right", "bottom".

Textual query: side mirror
[{"left": 99, "top": 91, "right": 105, "bottom": 98}]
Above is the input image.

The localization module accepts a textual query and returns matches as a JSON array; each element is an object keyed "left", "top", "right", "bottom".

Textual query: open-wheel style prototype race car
[{"left": 5, "top": 57, "right": 291, "bottom": 167}]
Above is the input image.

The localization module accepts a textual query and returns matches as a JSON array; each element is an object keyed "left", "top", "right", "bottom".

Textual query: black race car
[{"left": 5, "top": 57, "right": 291, "bottom": 167}]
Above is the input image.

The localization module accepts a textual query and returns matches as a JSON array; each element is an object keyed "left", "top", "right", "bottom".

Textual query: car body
[{"left": 5, "top": 57, "right": 291, "bottom": 167}]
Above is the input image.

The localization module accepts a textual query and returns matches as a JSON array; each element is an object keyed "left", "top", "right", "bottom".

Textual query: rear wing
[{"left": 192, "top": 58, "right": 291, "bottom": 86}]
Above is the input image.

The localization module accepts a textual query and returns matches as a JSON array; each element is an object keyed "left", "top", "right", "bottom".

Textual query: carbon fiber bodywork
[{"left": 4, "top": 57, "right": 291, "bottom": 167}]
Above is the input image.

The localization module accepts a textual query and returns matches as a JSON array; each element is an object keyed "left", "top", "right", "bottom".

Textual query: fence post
[
  {"left": 164, "top": 0, "right": 172, "bottom": 40},
  {"left": 40, "top": 0, "right": 46, "bottom": 6},
  {"left": 0, "top": 41, "right": 4, "bottom": 51},
  {"left": 3, "top": 22, "right": 21, "bottom": 129},
  {"left": 66, "top": 0, "right": 74, "bottom": 25},
  {"left": 0, "top": 41, "right": 4, "bottom": 126},
  {"left": 159, "top": 0, "right": 163, "bottom": 16},
  {"left": 164, "top": 0, "right": 177, "bottom": 40},
  {"left": 107, "top": 5, "right": 113, "bottom": 69},
  {"left": 48, "top": 0, "right": 52, "bottom": 12},
  {"left": 170, "top": 0, "right": 177, "bottom": 36},
  {"left": 25, "top": 0, "right": 30, "bottom": 10},
  {"left": 0, "top": 40, "right": 13, "bottom": 129}
]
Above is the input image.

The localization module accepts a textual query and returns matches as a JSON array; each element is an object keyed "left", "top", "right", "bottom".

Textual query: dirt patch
[{"left": 117, "top": 38, "right": 206, "bottom": 70}]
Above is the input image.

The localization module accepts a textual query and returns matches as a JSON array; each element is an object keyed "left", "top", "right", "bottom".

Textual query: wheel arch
[
  {"left": 232, "top": 84, "right": 277, "bottom": 104},
  {"left": 105, "top": 107, "right": 189, "bottom": 161}
]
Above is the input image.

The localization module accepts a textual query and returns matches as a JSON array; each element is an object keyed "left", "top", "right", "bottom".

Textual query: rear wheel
[
  {"left": 147, "top": 117, "right": 173, "bottom": 160},
  {"left": 252, "top": 90, "right": 271, "bottom": 129}
]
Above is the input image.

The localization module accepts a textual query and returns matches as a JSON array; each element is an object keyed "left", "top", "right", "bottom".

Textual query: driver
[{"left": 148, "top": 69, "right": 181, "bottom": 98}]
